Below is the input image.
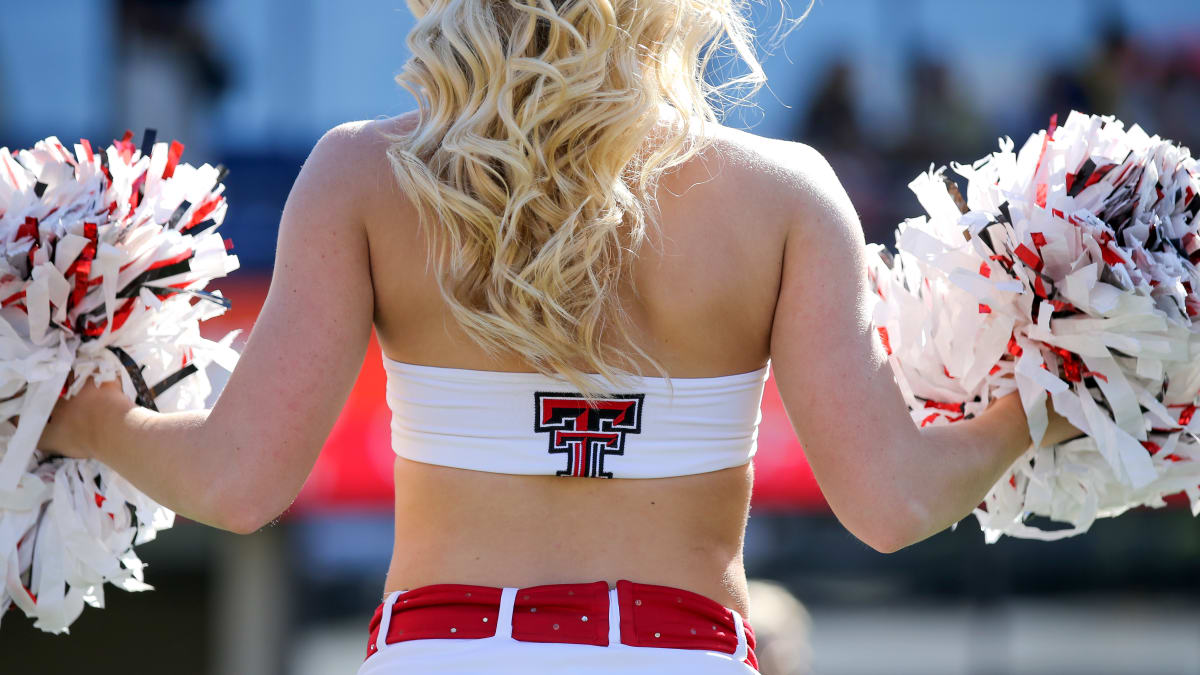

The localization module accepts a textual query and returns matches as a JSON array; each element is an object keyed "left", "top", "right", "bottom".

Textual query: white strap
[
  {"left": 607, "top": 588, "right": 621, "bottom": 646},
  {"left": 729, "top": 608, "right": 748, "bottom": 662},
  {"left": 376, "top": 591, "right": 403, "bottom": 652},
  {"left": 494, "top": 587, "right": 517, "bottom": 640}
]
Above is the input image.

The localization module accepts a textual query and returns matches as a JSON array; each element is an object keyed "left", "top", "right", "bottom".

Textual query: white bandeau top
[{"left": 381, "top": 356, "right": 771, "bottom": 479}]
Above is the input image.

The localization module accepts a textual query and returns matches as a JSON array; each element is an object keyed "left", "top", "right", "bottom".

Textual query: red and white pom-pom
[
  {"left": 0, "top": 131, "right": 240, "bottom": 632},
  {"left": 868, "top": 111, "right": 1200, "bottom": 542}
]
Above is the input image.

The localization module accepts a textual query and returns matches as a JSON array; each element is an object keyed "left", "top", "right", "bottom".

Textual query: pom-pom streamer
[
  {"left": 0, "top": 131, "right": 240, "bottom": 632},
  {"left": 868, "top": 112, "right": 1200, "bottom": 541}
]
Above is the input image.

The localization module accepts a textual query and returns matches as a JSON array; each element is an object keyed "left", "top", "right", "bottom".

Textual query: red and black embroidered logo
[{"left": 534, "top": 393, "right": 644, "bottom": 478}]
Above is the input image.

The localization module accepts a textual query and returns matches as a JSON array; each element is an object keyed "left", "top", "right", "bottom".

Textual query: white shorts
[{"left": 357, "top": 586, "right": 760, "bottom": 674}]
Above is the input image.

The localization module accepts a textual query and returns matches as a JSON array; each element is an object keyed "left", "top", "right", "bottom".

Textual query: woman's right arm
[{"left": 767, "top": 143, "right": 1075, "bottom": 553}]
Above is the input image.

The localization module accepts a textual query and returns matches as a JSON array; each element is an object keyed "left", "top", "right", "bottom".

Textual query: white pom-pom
[
  {"left": 0, "top": 131, "right": 239, "bottom": 632},
  {"left": 869, "top": 112, "right": 1200, "bottom": 541}
]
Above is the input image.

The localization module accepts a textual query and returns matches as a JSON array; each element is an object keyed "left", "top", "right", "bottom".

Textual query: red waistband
[{"left": 365, "top": 580, "right": 757, "bottom": 670}]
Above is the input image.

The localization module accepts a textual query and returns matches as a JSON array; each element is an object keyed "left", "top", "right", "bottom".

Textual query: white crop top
[{"left": 381, "top": 356, "right": 771, "bottom": 479}]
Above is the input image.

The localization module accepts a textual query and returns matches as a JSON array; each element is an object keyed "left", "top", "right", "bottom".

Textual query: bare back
[{"left": 358, "top": 113, "right": 796, "bottom": 616}]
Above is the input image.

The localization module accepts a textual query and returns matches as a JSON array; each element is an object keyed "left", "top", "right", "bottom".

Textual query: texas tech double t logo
[{"left": 534, "top": 393, "right": 645, "bottom": 478}]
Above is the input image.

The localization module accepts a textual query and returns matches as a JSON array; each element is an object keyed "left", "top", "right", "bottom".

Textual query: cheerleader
[{"left": 37, "top": 0, "right": 1078, "bottom": 670}]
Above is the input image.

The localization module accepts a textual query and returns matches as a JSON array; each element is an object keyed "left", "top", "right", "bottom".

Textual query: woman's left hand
[{"left": 37, "top": 377, "right": 131, "bottom": 461}]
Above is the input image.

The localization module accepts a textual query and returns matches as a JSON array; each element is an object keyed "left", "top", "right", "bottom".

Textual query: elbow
[
  {"left": 206, "top": 484, "right": 287, "bottom": 536},
  {"left": 221, "top": 494, "right": 290, "bottom": 535},
  {"left": 201, "top": 447, "right": 309, "bottom": 535},
  {"left": 220, "top": 509, "right": 272, "bottom": 536},
  {"left": 859, "top": 529, "right": 911, "bottom": 555},
  {"left": 840, "top": 494, "right": 929, "bottom": 555},
  {"left": 845, "top": 516, "right": 910, "bottom": 554}
]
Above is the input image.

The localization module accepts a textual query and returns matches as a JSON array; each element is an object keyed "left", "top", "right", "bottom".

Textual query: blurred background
[{"left": 2, "top": 0, "right": 1199, "bottom": 673}]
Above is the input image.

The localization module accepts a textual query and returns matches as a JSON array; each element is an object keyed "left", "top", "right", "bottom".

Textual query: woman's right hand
[
  {"left": 38, "top": 377, "right": 133, "bottom": 461},
  {"left": 1043, "top": 396, "right": 1085, "bottom": 447},
  {"left": 994, "top": 390, "right": 1083, "bottom": 449}
]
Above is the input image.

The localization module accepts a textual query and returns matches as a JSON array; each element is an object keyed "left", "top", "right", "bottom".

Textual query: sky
[{"left": 1, "top": 0, "right": 1198, "bottom": 151}]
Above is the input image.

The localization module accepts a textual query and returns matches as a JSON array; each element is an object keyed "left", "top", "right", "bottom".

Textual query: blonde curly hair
[{"left": 386, "top": 0, "right": 788, "bottom": 398}]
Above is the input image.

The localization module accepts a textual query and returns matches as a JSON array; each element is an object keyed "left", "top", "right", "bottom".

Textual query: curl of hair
[{"left": 387, "top": 0, "right": 792, "bottom": 398}]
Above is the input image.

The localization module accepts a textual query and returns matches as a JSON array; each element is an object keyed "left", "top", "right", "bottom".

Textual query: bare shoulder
[
  {"left": 699, "top": 126, "right": 826, "bottom": 188},
  {"left": 692, "top": 125, "right": 858, "bottom": 239},
  {"left": 302, "top": 114, "right": 419, "bottom": 206},
  {"left": 318, "top": 112, "right": 419, "bottom": 148}
]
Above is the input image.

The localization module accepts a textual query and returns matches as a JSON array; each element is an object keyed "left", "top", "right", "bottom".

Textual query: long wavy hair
[{"left": 386, "top": 0, "right": 794, "bottom": 398}]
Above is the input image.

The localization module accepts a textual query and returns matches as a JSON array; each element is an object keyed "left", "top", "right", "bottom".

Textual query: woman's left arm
[{"left": 46, "top": 123, "right": 378, "bottom": 534}]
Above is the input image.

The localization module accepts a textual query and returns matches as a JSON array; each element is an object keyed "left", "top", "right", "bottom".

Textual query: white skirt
[{"left": 357, "top": 637, "right": 762, "bottom": 674}]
